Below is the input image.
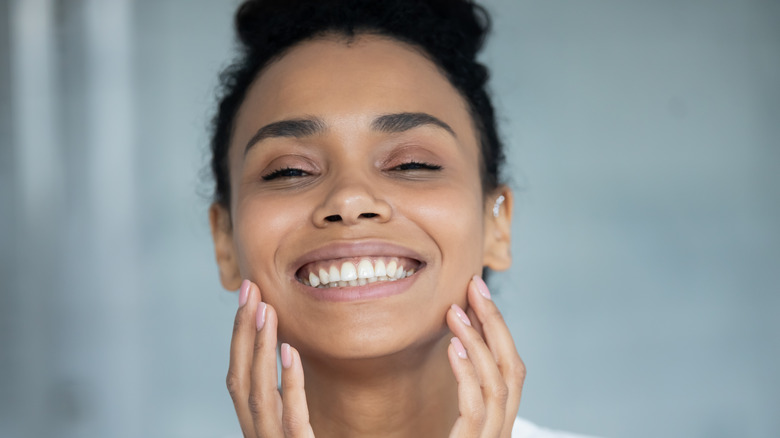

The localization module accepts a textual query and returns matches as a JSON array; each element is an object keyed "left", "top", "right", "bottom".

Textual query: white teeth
[
  {"left": 340, "top": 262, "right": 357, "bottom": 281},
  {"left": 309, "top": 272, "right": 320, "bottom": 287},
  {"left": 329, "top": 265, "right": 340, "bottom": 282},
  {"left": 374, "top": 260, "right": 386, "bottom": 277},
  {"left": 302, "top": 257, "right": 419, "bottom": 288},
  {"left": 319, "top": 268, "right": 329, "bottom": 285},
  {"left": 357, "top": 259, "right": 374, "bottom": 279},
  {"left": 386, "top": 260, "right": 397, "bottom": 278}
]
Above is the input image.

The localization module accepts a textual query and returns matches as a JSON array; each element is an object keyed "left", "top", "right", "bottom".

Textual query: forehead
[{"left": 231, "top": 35, "right": 479, "bottom": 153}]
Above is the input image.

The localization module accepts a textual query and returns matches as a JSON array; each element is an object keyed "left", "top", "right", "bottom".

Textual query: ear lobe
[
  {"left": 209, "top": 203, "right": 242, "bottom": 290},
  {"left": 483, "top": 187, "right": 513, "bottom": 271}
]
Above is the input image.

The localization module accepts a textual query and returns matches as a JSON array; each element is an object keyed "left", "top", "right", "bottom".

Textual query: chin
[{"left": 281, "top": 302, "right": 449, "bottom": 363}]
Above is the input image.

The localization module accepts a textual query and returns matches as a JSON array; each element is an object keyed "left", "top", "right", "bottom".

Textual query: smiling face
[{"left": 211, "top": 35, "right": 512, "bottom": 360}]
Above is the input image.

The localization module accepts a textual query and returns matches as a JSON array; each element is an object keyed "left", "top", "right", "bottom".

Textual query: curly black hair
[{"left": 210, "top": 0, "right": 505, "bottom": 209}]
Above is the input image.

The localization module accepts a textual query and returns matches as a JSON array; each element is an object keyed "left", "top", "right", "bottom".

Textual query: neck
[{"left": 301, "top": 335, "right": 458, "bottom": 438}]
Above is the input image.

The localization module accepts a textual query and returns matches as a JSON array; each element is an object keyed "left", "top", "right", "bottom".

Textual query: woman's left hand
[{"left": 446, "top": 275, "right": 526, "bottom": 438}]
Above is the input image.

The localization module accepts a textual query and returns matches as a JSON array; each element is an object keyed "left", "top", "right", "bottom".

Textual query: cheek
[
  {"left": 233, "top": 194, "right": 309, "bottom": 289},
  {"left": 400, "top": 182, "right": 485, "bottom": 284}
]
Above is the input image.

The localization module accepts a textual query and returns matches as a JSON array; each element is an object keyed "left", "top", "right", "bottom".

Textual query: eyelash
[
  {"left": 391, "top": 161, "right": 443, "bottom": 172},
  {"left": 262, "top": 167, "right": 310, "bottom": 181},
  {"left": 261, "top": 161, "right": 442, "bottom": 181}
]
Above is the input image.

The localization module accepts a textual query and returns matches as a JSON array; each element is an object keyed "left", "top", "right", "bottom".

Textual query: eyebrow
[
  {"left": 370, "top": 112, "right": 456, "bottom": 138},
  {"left": 244, "top": 112, "right": 456, "bottom": 155},
  {"left": 244, "top": 117, "right": 326, "bottom": 155}
]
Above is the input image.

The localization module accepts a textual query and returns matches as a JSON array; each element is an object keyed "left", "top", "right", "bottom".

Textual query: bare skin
[{"left": 210, "top": 35, "right": 524, "bottom": 438}]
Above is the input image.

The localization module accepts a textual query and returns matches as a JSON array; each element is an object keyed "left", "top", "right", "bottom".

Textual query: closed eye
[
  {"left": 392, "top": 161, "right": 443, "bottom": 171},
  {"left": 262, "top": 167, "right": 310, "bottom": 181}
]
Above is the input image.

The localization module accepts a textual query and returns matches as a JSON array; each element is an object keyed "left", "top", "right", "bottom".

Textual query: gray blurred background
[{"left": 1, "top": 0, "right": 778, "bottom": 437}]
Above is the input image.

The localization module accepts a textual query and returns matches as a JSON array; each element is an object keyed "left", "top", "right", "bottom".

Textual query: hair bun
[
  {"left": 426, "top": 0, "right": 490, "bottom": 59},
  {"left": 234, "top": 0, "right": 490, "bottom": 61}
]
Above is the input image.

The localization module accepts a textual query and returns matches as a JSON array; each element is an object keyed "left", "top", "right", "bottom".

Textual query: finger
[
  {"left": 227, "top": 279, "right": 261, "bottom": 436},
  {"left": 466, "top": 307, "right": 484, "bottom": 339},
  {"left": 249, "top": 303, "right": 284, "bottom": 436},
  {"left": 281, "top": 344, "right": 315, "bottom": 437},
  {"left": 447, "top": 337, "right": 484, "bottom": 438},
  {"left": 467, "top": 276, "right": 526, "bottom": 435},
  {"left": 447, "top": 304, "right": 507, "bottom": 437}
]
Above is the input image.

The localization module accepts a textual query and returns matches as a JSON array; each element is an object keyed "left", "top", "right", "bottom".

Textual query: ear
[
  {"left": 482, "top": 186, "right": 513, "bottom": 271},
  {"left": 209, "top": 203, "right": 242, "bottom": 290}
]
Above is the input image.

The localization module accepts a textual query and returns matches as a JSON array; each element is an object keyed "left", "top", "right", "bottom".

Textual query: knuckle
[
  {"left": 225, "top": 371, "right": 243, "bottom": 400},
  {"left": 489, "top": 381, "right": 509, "bottom": 404},
  {"left": 499, "top": 356, "right": 526, "bottom": 385},
  {"left": 247, "top": 391, "right": 264, "bottom": 415},
  {"left": 283, "top": 412, "right": 305, "bottom": 436},
  {"left": 232, "top": 313, "right": 244, "bottom": 335},
  {"left": 467, "top": 405, "right": 486, "bottom": 428},
  {"left": 507, "top": 357, "right": 527, "bottom": 383}
]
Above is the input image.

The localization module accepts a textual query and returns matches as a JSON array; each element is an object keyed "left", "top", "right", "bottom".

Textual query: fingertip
[
  {"left": 450, "top": 337, "right": 468, "bottom": 359},
  {"left": 291, "top": 346, "right": 301, "bottom": 366},
  {"left": 467, "top": 277, "right": 502, "bottom": 323},
  {"left": 451, "top": 304, "right": 472, "bottom": 326},
  {"left": 281, "top": 343, "right": 292, "bottom": 369},
  {"left": 291, "top": 347, "right": 305, "bottom": 379},
  {"left": 471, "top": 275, "right": 491, "bottom": 300},
  {"left": 238, "top": 279, "right": 250, "bottom": 307},
  {"left": 445, "top": 305, "right": 464, "bottom": 334},
  {"left": 255, "top": 302, "right": 267, "bottom": 331},
  {"left": 263, "top": 302, "right": 278, "bottom": 327},
  {"left": 446, "top": 343, "right": 463, "bottom": 381}
]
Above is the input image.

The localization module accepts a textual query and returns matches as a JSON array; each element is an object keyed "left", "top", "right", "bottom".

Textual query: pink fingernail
[
  {"left": 472, "top": 275, "right": 491, "bottom": 300},
  {"left": 239, "top": 279, "right": 250, "bottom": 307},
  {"left": 255, "top": 302, "right": 267, "bottom": 331},
  {"left": 281, "top": 343, "right": 292, "bottom": 369},
  {"left": 451, "top": 304, "right": 471, "bottom": 326},
  {"left": 451, "top": 337, "right": 468, "bottom": 359}
]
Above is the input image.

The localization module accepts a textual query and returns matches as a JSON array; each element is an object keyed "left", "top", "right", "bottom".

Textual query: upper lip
[{"left": 290, "top": 240, "right": 426, "bottom": 276}]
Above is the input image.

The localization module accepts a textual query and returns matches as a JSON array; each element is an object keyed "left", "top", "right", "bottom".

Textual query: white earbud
[{"left": 492, "top": 195, "right": 505, "bottom": 218}]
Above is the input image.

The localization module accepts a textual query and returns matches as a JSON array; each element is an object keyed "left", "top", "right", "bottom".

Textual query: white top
[{"left": 513, "top": 417, "right": 599, "bottom": 438}]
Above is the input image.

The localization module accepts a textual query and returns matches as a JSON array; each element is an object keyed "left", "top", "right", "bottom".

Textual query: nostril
[
  {"left": 360, "top": 213, "right": 378, "bottom": 219},
  {"left": 325, "top": 214, "right": 341, "bottom": 222}
]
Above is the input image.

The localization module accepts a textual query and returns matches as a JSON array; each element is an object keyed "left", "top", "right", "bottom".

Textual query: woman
[{"left": 208, "top": 1, "right": 591, "bottom": 436}]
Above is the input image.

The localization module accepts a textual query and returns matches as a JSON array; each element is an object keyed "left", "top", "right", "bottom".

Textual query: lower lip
[{"left": 296, "top": 272, "right": 420, "bottom": 302}]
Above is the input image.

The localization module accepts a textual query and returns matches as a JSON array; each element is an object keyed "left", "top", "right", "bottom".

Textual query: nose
[{"left": 312, "top": 173, "right": 392, "bottom": 227}]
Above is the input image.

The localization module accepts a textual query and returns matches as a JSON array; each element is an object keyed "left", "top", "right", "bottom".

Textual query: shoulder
[{"left": 512, "top": 417, "right": 601, "bottom": 438}]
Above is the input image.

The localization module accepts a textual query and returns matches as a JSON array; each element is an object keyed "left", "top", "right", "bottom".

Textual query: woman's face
[{"left": 212, "top": 35, "right": 511, "bottom": 360}]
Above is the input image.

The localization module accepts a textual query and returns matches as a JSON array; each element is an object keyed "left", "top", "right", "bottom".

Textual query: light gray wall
[
  {"left": 1, "top": 0, "right": 778, "bottom": 437},
  {"left": 483, "top": 1, "right": 780, "bottom": 437}
]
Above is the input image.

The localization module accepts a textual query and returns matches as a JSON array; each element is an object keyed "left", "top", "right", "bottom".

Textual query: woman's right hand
[{"left": 226, "top": 279, "right": 316, "bottom": 437}]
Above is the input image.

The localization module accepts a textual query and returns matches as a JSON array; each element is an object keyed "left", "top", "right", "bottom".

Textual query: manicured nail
[
  {"left": 255, "top": 302, "right": 267, "bottom": 331},
  {"left": 281, "top": 343, "right": 292, "bottom": 369},
  {"left": 472, "top": 275, "right": 491, "bottom": 300},
  {"left": 451, "top": 337, "right": 468, "bottom": 359},
  {"left": 451, "top": 304, "right": 471, "bottom": 326},
  {"left": 239, "top": 279, "right": 250, "bottom": 307}
]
